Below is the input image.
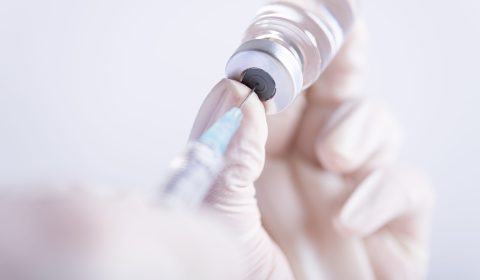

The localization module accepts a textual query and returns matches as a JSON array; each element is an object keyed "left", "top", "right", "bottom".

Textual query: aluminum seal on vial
[{"left": 225, "top": 39, "right": 303, "bottom": 114}]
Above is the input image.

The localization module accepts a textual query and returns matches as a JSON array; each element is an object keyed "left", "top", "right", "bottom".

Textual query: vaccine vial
[{"left": 225, "top": 0, "right": 356, "bottom": 113}]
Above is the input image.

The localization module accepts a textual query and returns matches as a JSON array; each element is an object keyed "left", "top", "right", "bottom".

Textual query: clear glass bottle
[{"left": 226, "top": 0, "right": 356, "bottom": 113}]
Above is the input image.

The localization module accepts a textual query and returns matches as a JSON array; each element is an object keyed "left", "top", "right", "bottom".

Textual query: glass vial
[{"left": 225, "top": 0, "right": 356, "bottom": 113}]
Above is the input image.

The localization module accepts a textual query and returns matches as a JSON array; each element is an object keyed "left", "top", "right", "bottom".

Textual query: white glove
[
  {"left": 191, "top": 22, "right": 434, "bottom": 279},
  {"left": 0, "top": 187, "right": 244, "bottom": 280}
]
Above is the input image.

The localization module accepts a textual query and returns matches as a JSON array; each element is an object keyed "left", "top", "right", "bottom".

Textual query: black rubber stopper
[{"left": 241, "top": 68, "right": 276, "bottom": 101}]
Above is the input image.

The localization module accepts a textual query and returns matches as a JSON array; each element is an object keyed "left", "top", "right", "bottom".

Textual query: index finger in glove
[
  {"left": 189, "top": 79, "right": 267, "bottom": 193},
  {"left": 190, "top": 79, "right": 294, "bottom": 279}
]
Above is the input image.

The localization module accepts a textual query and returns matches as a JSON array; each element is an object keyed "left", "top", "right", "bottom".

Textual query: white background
[{"left": 0, "top": 0, "right": 479, "bottom": 278}]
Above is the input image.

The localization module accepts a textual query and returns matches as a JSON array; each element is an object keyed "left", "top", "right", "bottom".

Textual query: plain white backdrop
[{"left": 0, "top": 0, "right": 478, "bottom": 278}]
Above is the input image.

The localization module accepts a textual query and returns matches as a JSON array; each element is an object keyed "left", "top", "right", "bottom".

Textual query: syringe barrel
[
  {"left": 161, "top": 107, "right": 244, "bottom": 209},
  {"left": 161, "top": 141, "right": 224, "bottom": 209}
]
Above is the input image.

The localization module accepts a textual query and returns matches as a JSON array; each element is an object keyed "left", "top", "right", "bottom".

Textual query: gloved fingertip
[
  {"left": 189, "top": 78, "right": 260, "bottom": 141},
  {"left": 333, "top": 170, "right": 386, "bottom": 237},
  {"left": 316, "top": 145, "right": 360, "bottom": 174},
  {"left": 315, "top": 100, "right": 402, "bottom": 175},
  {"left": 314, "top": 100, "right": 364, "bottom": 174},
  {"left": 333, "top": 215, "right": 368, "bottom": 238}
]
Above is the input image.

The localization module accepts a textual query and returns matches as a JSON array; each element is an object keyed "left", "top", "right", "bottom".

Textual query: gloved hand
[
  {"left": 190, "top": 22, "right": 434, "bottom": 279},
  {"left": 190, "top": 79, "right": 295, "bottom": 279},
  {"left": 0, "top": 187, "right": 244, "bottom": 280},
  {"left": 255, "top": 22, "right": 434, "bottom": 279}
]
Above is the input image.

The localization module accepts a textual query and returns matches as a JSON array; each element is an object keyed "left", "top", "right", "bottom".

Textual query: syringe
[{"left": 160, "top": 88, "right": 255, "bottom": 210}]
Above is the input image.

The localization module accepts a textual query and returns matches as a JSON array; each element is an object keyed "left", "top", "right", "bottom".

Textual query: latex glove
[
  {"left": 190, "top": 79, "right": 295, "bottom": 279},
  {"left": 190, "top": 22, "right": 433, "bottom": 279},
  {"left": 255, "top": 23, "right": 435, "bottom": 279},
  {"left": 0, "top": 187, "right": 244, "bottom": 280}
]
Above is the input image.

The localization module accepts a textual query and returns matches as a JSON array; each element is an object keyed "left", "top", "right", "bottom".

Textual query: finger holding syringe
[{"left": 160, "top": 81, "right": 258, "bottom": 209}]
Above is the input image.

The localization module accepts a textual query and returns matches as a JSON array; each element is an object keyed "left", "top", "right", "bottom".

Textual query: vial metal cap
[{"left": 225, "top": 39, "right": 303, "bottom": 114}]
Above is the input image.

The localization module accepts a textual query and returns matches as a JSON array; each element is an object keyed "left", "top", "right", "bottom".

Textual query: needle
[{"left": 239, "top": 86, "right": 256, "bottom": 108}]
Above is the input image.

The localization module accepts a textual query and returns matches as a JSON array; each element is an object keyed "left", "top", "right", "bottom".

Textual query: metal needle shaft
[{"left": 239, "top": 87, "right": 256, "bottom": 108}]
